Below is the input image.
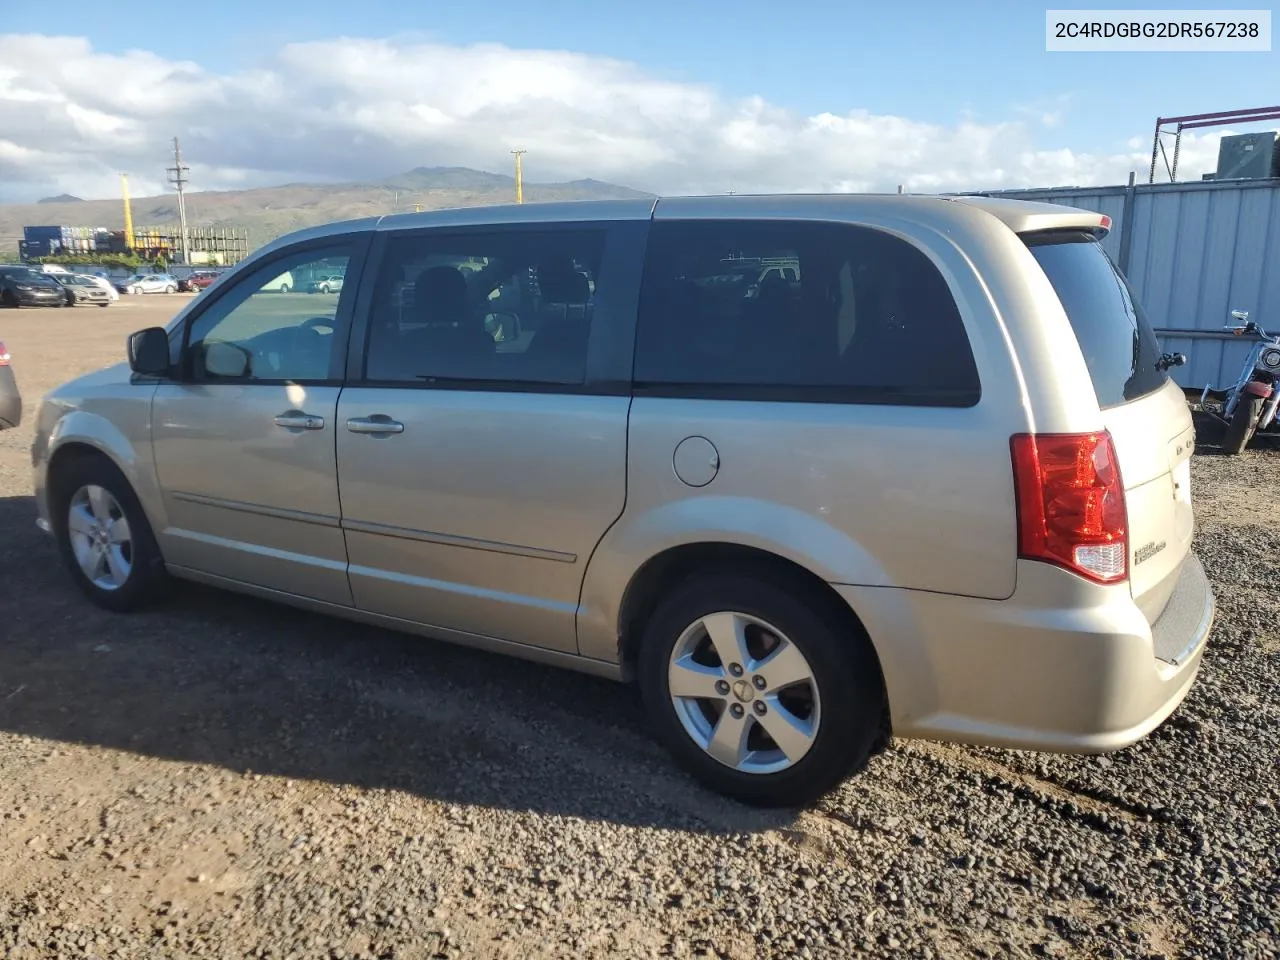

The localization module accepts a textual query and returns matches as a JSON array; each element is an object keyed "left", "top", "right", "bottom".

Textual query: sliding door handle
[
  {"left": 346, "top": 416, "right": 405, "bottom": 435},
  {"left": 274, "top": 412, "right": 325, "bottom": 430}
]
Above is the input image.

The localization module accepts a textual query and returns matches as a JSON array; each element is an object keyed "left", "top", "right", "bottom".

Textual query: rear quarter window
[
  {"left": 633, "top": 219, "right": 980, "bottom": 406},
  {"left": 1025, "top": 232, "right": 1168, "bottom": 409}
]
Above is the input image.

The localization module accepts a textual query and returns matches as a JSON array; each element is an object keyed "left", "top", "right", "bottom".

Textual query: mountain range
[{"left": 0, "top": 167, "right": 655, "bottom": 254}]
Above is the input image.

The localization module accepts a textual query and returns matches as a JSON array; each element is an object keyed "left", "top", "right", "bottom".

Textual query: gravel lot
[{"left": 1, "top": 299, "right": 1277, "bottom": 960}]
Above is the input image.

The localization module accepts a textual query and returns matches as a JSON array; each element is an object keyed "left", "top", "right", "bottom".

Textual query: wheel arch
[
  {"left": 614, "top": 541, "right": 888, "bottom": 701},
  {"left": 43, "top": 411, "right": 166, "bottom": 535}
]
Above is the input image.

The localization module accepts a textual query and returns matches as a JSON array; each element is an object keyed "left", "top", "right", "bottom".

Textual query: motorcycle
[{"left": 1198, "top": 309, "right": 1280, "bottom": 454}]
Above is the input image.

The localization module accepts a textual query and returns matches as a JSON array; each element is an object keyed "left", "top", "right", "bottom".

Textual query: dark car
[
  {"left": 0, "top": 339, "right": 19, "bottom": 429},
  {"left": 0, "top": 266, "right": 67, "bottom": 308},
  {"left": 182, "top": 270, "right": 220, "bottom": 292}
]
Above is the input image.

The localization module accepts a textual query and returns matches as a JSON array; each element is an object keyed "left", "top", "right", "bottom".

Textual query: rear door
[
  {"left": 1025, "top": 233, "right": 1193, "bottom": 621},
  {"left": 335, "top": 219, "right": 647, "bottom": 654}
]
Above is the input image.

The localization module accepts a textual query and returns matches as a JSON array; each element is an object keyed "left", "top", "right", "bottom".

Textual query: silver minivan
[{"left": 31, "top": 195, "right": 1214, "bottom": 807}]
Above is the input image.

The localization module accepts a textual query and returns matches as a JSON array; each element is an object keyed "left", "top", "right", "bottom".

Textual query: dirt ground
[{"left": 1, "top": 297, "right": 1277, "bottom": 960}]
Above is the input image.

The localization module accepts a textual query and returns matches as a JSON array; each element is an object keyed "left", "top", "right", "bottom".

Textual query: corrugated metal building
[{"left": 962, "top": 179, "right": 1280, "bottom": 392}]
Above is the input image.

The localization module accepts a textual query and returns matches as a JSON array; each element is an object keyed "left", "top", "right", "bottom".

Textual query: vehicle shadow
[{"left": 0, "top": 493, "right": 794, "bottom": 835}]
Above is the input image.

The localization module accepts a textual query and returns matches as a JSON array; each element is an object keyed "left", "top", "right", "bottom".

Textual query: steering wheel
[{"left": 298, "top": 316, "right": 335, "bottom": 335}]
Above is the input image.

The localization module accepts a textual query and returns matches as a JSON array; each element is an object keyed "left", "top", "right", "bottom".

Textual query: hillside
[{"left": 0, "top": 167, "right": 654, "bottom": 253}]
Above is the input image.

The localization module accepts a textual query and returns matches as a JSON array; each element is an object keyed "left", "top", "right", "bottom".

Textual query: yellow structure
[
  {"left": 120, "top": 173, "right": 135, "bottom": 250},
  {"left": 512, "top": 149, "right": 526, "bottom": 204}
]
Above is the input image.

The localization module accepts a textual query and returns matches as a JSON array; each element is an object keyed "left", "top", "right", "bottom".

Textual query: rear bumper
[{"left": 837, "top": 555, "right": 1214, "bottom": 753}]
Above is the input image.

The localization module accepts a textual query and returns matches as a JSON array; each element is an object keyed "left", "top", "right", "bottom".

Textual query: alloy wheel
[{"left": 667, "top": 611, "right": 821, "bottom": 775}]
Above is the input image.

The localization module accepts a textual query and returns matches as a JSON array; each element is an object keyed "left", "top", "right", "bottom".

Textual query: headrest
[
  {"left": 537, "top": 259, "right": 590, "bottom": 304},
  {"left": 416, "top": 265, "right": 467, "bottom": 303}
]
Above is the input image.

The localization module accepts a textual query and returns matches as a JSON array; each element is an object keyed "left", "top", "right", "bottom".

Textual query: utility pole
[
  {"left": 120, "top": 174, "right": 135, "bottom": 252},
  {"left": 167, "top": 137, "right": 191, "bottom": 265},
  {"left": 512, "top": 149, "right": 526, "bottom": 204}
]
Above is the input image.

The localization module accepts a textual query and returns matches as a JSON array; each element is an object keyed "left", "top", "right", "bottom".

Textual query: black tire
[
  {"left": 98, "top": 302, "right": 110, "bottom": 308},
  {"left": 638, "top": 573, "right": 885, "bottom": 808},
  {"left": 1222, "top": 393, "right": 1264, "bottom": 454},
  {"left": 50, "top": 455, "right": 168, "bottom": 612},
  {"left": 280, "top": 283, "right": 291, "bottom": 294},
  {"left": 0, "top": 290, "right": 16, "bottom": 308},
  {"left": 165, "top": 285, "right": 176, "bottom": 294}
]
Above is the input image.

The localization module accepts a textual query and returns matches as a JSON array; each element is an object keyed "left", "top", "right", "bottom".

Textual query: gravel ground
[{"left": 1, "top": 302, "right": 1278, "bottom": 960}]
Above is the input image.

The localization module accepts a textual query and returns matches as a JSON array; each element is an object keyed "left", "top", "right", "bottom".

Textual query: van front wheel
[{"left": 638, "top": 574, "right": 884, "bottom": 807}]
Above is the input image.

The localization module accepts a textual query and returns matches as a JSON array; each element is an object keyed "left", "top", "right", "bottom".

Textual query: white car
[
  {"left": 119, "top": 274, "right": 179, "bottom": 295},
  {"left": 82, "top": 274, "right": 119, "bottom": 301}
]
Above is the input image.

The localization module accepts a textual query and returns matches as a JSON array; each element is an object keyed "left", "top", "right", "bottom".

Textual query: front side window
[
  {"left": 633, "top": 219, "right": 980, "bottom": 405},
  {"left": 185, "top": 245, "right": 354, "bottom": 382},
  {"left": 363, "top": 229, "right": 607, "bottom": 386}
]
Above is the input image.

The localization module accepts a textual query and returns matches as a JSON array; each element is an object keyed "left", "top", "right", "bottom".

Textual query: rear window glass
[
  {"left": 634, "top": 219, "right": 980, "bottom": 406},
  {"left": 1026, "top": 232, "right": 1168, "bottom": 409}
]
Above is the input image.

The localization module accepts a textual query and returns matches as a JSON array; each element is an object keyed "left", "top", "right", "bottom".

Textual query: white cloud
[{"left": 0, "top": 33, "right": 1255, "bottom": 203}]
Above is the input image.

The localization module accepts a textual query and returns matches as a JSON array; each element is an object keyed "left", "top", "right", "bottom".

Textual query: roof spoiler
[{"left": 943, "top": 195, "right": 1112, "bottom": 238}]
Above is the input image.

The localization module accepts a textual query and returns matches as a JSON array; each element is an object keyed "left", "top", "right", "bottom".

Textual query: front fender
[
  {"left": 37, "top": 395, "right": 164, "bottom": 535},
  {"left": 575, "top": 495, "right": 893, "bottom": 663}
]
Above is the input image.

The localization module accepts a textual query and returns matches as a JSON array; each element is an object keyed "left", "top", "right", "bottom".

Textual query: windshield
[{"left": 1025, "top": 231, "right": 1169, "bottom": 409}]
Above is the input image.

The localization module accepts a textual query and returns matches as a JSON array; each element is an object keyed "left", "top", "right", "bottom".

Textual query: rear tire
[
  {"left": 638, "top": 574, "right": 885, "bottom": 808},
  {"left": 1223, "top": 393, "right": 1264, "bottom": 454},
  {"left": 280, "top": 283, "right": 291, "bottom": 294},
  {"left": 51, "top": 455, "right": 168, "bottom": 612},
  {"left": 1, "top": 290, "right": 16, "bottom": 308}
]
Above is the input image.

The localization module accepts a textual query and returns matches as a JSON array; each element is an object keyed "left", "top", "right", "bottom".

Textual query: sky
[{"left": 0, "top": 0, "right": 1277, "bottom": 202}]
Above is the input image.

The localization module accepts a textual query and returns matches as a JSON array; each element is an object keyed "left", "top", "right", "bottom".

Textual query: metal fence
[{"left": 964, "top": 178, "right": 1280, "bottom": 392}]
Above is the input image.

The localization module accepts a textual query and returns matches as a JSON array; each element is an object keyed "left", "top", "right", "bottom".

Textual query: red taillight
[
  {"left": 1099, "top": 215, "right": 1112, "bottom": 231},
  {"left": 1010, "top": 431, "right": 1128, "bottom": 584},
  {"left": 0, "top": 341, "right": 9, "bottom": 365}
]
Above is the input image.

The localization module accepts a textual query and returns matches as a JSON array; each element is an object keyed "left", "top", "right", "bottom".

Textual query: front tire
[
  {"left": 1223, "top": 393, "right": 1264, "bottom": 454},
  {"left": 51, "top": 456, "right": 168, "bottom": 612},
  {"left": 279, "top": 283, "right": 291, "bottom": 294},
  {"left": 638, "top": 574, "right": 885, "bottom": 807},
  {"left": 165, "top": 285, "right": 176, "bottom": 294}
]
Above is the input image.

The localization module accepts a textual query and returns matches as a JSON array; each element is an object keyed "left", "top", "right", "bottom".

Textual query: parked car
[
  {"left": 265, "top": 270, "right": 294, "bottom": 293},
  {"left": 0, "top": 265, "right": 67, "bottom": 307},
  {"left": 118, "top": 273, "right": 179, "bottom": 295},
  {"left": 48, "top": 274, "right": 77, "bottom": 306},
  {"left": 30, "top": 196, "right": 1214, "bottom": 808},
  {"left": 52, "top": 273, "right": 112, "bottom": 307},
  {"left": 84, "top": 274, "right": 120, "bottom": 302},
  {"left": 307, "top": 274, "right": 344, "bottom": 294},
  {"left": 0, "top": 339, "right": 19, "bottom": 429},
  {"left": 181, "top": 271, "right": 220, "bottom": 293}
]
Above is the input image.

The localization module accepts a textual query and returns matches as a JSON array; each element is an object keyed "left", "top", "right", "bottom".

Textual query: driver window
[{"left": 186, "top": 247, "right": 353, "bottom": 382}]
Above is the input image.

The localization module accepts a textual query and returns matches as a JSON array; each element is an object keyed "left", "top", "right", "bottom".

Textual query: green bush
[{"left": 27, "top": 252, "right": 144, "bottom": 270}]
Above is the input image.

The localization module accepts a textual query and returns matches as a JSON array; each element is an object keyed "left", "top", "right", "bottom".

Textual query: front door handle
[
  {"left": 346, "top": 415, "right": 405, "bottom": 435},
  {"left": 274, "top": 412, "right": 325, "bottom": 430}
]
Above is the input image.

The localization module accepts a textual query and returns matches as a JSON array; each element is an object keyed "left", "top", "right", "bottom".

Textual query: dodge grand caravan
[{"left": 31, "top": 195, "right": 1214, "bottom": 807}]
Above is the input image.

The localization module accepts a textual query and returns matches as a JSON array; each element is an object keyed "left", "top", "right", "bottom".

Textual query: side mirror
[
  {"left": 484, "top": 312, "right": 522, "bottom": 343},
  {"left": 202, "top": 341, "right": 252, "bottom": 378},
  {"left": 127, "top": 327, "right": 171, "bottom": 376}
]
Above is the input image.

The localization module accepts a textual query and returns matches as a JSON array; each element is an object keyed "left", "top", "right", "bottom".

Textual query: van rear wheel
[
  {"left": 638, "top": 574, "right": 884, "bottom": 807},
  {"left": 1223, "top": 394, "right": 1264, "bottom": 454}
]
